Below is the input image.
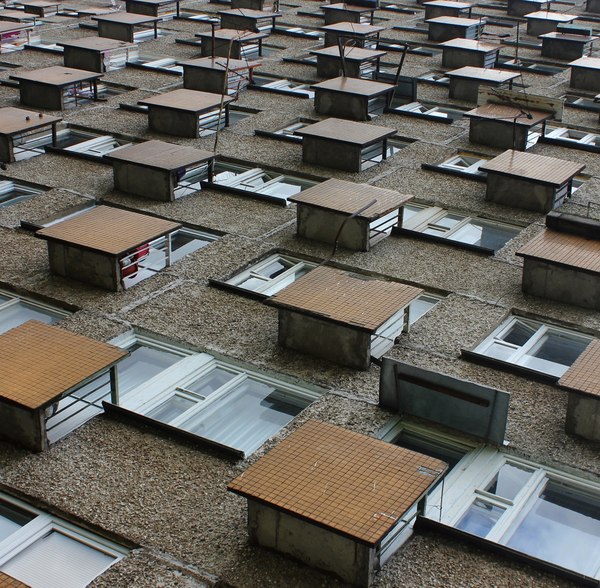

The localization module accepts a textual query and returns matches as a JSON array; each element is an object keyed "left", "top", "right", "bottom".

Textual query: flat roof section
[
  {"left": 9, "top": 66, "right": 103, "bottom": 86},
  {"left": 424, "top": 0, "right": 474, "bottom": 8},
  {"left": 228, "top": 420, "right": 447, "bottom": 545},
  {"left": 138, "top": 88, "right": 233, "bottom": 112},
  {"left": 310, "top": 46, "right": 387, "bottom": 61},
  {"left": 440, "top": 38, "right": 501, "bottom": 51},
  {"left": 525, "top": 10, "right": 577, "bottom": 21},
  {"left": 297, "top": 117, "right": 396, "bottom": 146},
  {"left": 446, "top": 66, "right": 519, "bottom": 82},
  {"left": 569, "top": 56, "right": 600, "bottom": 69},
  {"left": 464, "top": 104, "right": 551, "bottom": 126},
  {"left": 322, "top": 2, "right": 375, "bottom": 12},
  {"left": 479, "top": 149, "right": 585, "bottom": 185},
  {"left": 36, "top": 205, "right": 181, "bottom": 255},
  {"left": 57, "top": 37, "right": 136, "bottom": 51},
  {"left": 194, "top": 28, "right": 268, "bottom": 41},
  {"left": 218, "top": 8, "right": 282, "bottom": 17},
  {"left": 179, "top": 56, "right": 260, "bottom": 71},
  {"left": 0, "top": 107, "right": 61, "bottom": 136},
  {"left": 104, "top": 139, "right": 215, "bottom": 171},
  {"left": 311, "top": 76, "right": 394, "bottom": 97},
  {"left": 267, "top": 265, "right": 423, "bottom": 332},
  {"left": 289, "top": 178, "right": 413, "bottom": 218},
  {"left": 0, "top": 21, "right": 33, "bottom": 33},
  {"left": 516, "top": 228, "right": 600, "bottom": 273},
  {"left": 92, "top": 12, "right": 161, "bottom": 24},
  {"left": 425, "top": 15, "right": 481, "bottom": 25},
  {"left": 0, "top": 320, "right": 127, "bottom": 410},
  {"left": 320, "top": 22, "right": 385, "bottom": 34},
  {"left": 559, "top": 339, "right": 600, "bottom": 396}
]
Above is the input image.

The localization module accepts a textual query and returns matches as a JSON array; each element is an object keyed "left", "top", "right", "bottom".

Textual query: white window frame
[
  {"left": 113, "top": 339, "right": 321, "bottom": 457},
  {"left": 439, "top": 154, "right": 487, "bottom": 175},
  {"left": 210, "top": 163, "right": 317, "bottom": 203},
  {"left": 0, "top": 492, "right": 127, "bottom": 588},
  {"left": 402, "top": 205, "right": 521, "bottom": 251},
  {"left": 0, "top": 180, "right": 44, "bottom": 207},
  {"left": 544, "top": 126, "right": 600, "bottom": 146},
  {"left": 432, "top": 446, "right": 600, "bottom": 579},
  {"left": 472, "top": 315, "right": 593, "bottom": 378},
  {"left": 0, "top": 290, "right": 70, "bottom": 334}
]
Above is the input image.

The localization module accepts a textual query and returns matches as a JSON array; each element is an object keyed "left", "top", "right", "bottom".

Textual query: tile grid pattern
[{"left": 228, "top": 420, "right": 447, "bottom": 545}]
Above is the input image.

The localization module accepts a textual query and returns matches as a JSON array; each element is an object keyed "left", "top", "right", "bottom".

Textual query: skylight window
[
  {"left": 470, "top": 316, "right": 593, "bottom": 378},
  {"left": 204, "top": 162, "right": 318, "bottom": 204},
  {"left": 0, "top": 291, "right": 69, "bottom": 335},
  {"left": 103, "top": 333, "right": 323, "bottom": 457},
  {"left": 400, "top": 204, "right": 521, "bottom": 253},
  {"left": 251, "top": 75, "right": 314, "bottom": 98},
  {"left": 0, "top": 493, "right": 127, "bottom": 588},
  {"left": 0, "top": 179, "right": 44, "bottom": 207}
]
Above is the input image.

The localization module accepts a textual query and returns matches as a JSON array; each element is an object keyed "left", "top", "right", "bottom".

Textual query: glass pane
[
  {"left": 2, "top": 530, "right": 116, "bottom": 588},
  {"left": 237, "top": 276, "right": 268, "bottom": 291},
  {"left": 0, "top": 294, "right": 11, "bottom": 304},
  {"left": 0, "top": 502, "right": 34, "bottom": 542},
  {"left": 484, "top": 341, "right": 518, "bottom": 361},
  {"left": 401, "top": 204, "right": 426, "bottom": 223},
  {"left": 528, "top": 330, "right": 590, "bottom": 367},
  {"left": 408, "top": 295, "right": 440, "bottom": 325},
  {"left": 435, "top": 214, "right": 463, "bottom": 229},
  {"left": 258, "top": 179, "right": 306, "bottom": 198},
  {"left": 456, "top": 499, "right": 505, "bottom": 537},
  {"left": 506, "top": 482, "right": 600, "bottom": 576},
  {"left": 146, "top": 394, "right": 196, "bottom": 423},
  {"left": 394, "top": 432, "right": 464, "bottom": 471},
  {"left": 181, "top": 380, "right": 310, "bottom": 455},
  {"left": 118, "top": 344, "right": 182, "bottom": 395},
  {"left": 0, "top": 301, "right": 64, "bottom": 335},
  {"left": 501, "top": 320, "right": 536, "bottom": 347},
  {"left": 486, "top": 463, "right": 533, "bottom": 500},
  {"left": 186, "top": 367, "right": 237, "bottom": 398},
  {"left": 423, "top": 226, "right": 448, "bottom": 237},
  {"left": 448, "top": 220, "right": 519, "bottom": 251},
  {"left": 256, "top": 259, "right": 292, "bottom": 279}
]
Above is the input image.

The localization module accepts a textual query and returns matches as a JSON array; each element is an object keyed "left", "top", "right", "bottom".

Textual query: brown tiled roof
[
  {"left": 0, "top": 320, "right": 128, "bottom": 410},
  {"left": 464, "top": 104, "right": 551, "bottom": 126},
  {"left": 0, "top": 572, "right": 30, "bottom": 588},
  {"left": 515, "top": 228, "right": 600, "bottom": 273},
  {"left": 320, "top": 22, "right": 384, "bottom": 34},
  {"left": 138, "top": 88, "right": 232, "bottom": 112},
  {"left": 289, "top": 178, "right": 413, "bottom": 218},
  {"left": 105, "top": 140, "right": 215, "bottom": 171},
  {"left": 559, "top": 339, "right": 600, "bottom": 396},
  {"left": 228, "top": 420, "right": 447, "bottom": 545},
  {"left": 446, "top": 66, "right": 519, "bottom": 82},
  {"left": 10, "top": 66, "right": 102, "bottom": 86},
  {"left": 440, "top": 38, "right": 500, "bottom": 51},
  {"left": 267, "top": 266, "right": 423, "bottom": 332},
  {"left": 297, "top": 118, "right": 396, "bottom": 146},
  {"left": 58, "top": 37, "right": 136, "bottom": 51},
  {"left": 0, "top": 107, "right": 61, "bottom": 136},
  {"left": 36, "top": 205, "right": 181, "bottom": 256},
  {"left": 479, "top": 149, "right": 585, "bottom": 185},
  {"left": 312, "top": 76, "right": 394, "bottom": 97},
  {"left": 92, "top": 12, "right": 160, "bottom": 23}
]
